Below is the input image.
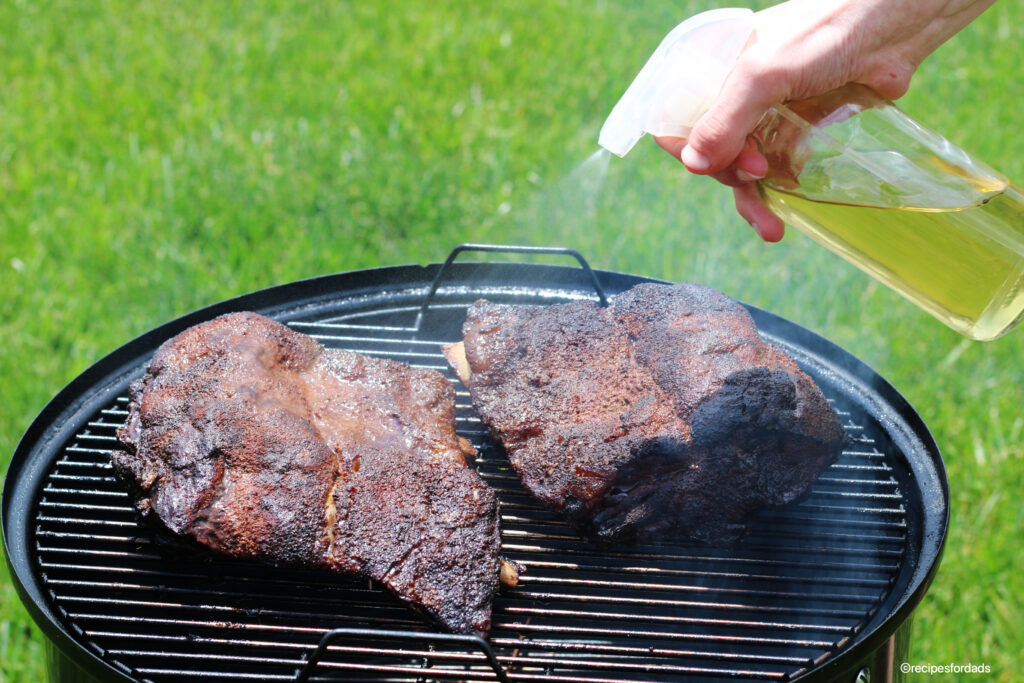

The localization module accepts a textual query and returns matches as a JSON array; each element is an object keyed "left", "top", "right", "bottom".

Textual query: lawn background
[{"left": 1, "top": 1, "right": 1021, "bottom": 680}]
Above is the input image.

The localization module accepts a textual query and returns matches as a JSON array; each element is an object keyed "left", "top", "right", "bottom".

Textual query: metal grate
[{"left": 32, "top": 289, "right": 909, "bottom": 683}]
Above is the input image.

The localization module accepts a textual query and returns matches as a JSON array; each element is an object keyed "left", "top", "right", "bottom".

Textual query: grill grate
[{"left": 31, "top": 289, "right": 910, "bottom": 683}]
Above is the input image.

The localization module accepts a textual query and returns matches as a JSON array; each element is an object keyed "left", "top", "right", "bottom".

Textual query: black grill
[{"left": 5, "top": 246, "right": 948, "bottom": 683}]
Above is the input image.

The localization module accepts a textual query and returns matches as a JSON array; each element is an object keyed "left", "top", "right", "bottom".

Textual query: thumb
[{"left": 683, "top": 63, "right": 785, "bottom": 175}]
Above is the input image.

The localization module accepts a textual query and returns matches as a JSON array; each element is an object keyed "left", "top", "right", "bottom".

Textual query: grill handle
[
  {"left": 294, "top": 627, "right": 510, "bottom": 683},
  {"left": 416, "top": 243, "right": 609, "bottom": 330}
]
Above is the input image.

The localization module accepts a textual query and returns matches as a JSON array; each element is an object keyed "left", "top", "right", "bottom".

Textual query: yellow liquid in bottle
[{"left": 762, "top": 183, "right": 1024, "bottom": 340}]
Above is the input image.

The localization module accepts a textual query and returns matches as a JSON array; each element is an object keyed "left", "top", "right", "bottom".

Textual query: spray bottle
[{"left": 600, "top": 8, "right": 1024, "bottom": 341}]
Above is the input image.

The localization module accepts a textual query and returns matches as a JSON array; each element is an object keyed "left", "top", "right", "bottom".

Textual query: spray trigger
[{"left": 599, "top": 7, "right": 755, "bottom": 157}]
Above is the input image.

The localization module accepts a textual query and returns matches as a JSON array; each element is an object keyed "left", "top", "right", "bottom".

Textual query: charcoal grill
[{"left": 3, "top": 245, "right": 948, "bottom": 683}]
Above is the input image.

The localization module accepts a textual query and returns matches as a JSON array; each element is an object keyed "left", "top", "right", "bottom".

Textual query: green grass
[{"left": 2, "top": 1, "right": 1022, "bottom": 680}]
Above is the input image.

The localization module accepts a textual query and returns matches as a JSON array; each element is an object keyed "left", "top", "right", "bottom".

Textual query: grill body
[{"left": 4, "top": 253, "right": 948, "bottom": 683}]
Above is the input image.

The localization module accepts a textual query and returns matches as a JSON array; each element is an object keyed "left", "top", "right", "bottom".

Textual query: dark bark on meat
[
  {"left": 452, "top": 283, "right": 846, "bottom": 546},
  {"left": 111, "top": 312, "right": 501, "bottom": 637}
]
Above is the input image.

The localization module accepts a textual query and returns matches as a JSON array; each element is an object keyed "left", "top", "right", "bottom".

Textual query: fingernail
[
  {"left": 682, "top": 146, "right": 710, "bottom": 172},
  {"left": 736, "top": 169, "right": 764, "bottom": 183},
  {"left": 748, "top": 219, "right": 762, "bottom": 237}
]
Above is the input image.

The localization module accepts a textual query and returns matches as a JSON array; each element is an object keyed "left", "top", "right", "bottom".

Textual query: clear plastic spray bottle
[{"left": 600, "top": 8, "right": 1024, "bottom": 341}]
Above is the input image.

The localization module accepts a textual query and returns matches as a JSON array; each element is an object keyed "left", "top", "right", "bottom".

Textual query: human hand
[{"left": 654, "top": 0, "right": 997, "bottom": 242}]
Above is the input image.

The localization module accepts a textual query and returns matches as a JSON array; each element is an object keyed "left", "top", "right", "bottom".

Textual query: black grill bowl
[{"left": 3, "top": 248, "right": 948, "bottom": 683}]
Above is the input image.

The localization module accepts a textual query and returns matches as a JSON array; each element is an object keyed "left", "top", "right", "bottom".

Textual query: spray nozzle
[{"left": 599, "top": 8, "right": 755, "bottom": 157}]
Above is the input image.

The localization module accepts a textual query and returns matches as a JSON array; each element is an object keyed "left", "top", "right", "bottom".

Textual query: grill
[{"left": 4, "top": 245, "right": 948, "bottom": 683}]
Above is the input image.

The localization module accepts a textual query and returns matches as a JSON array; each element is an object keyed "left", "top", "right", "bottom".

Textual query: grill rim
[{"left": 3, "top": 256, "right": 949, "bottom": 683}]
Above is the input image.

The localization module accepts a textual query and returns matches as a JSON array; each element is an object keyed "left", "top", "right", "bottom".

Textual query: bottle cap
[{"left": 599, "top": 8, "right": 755, "bottom": 157}]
